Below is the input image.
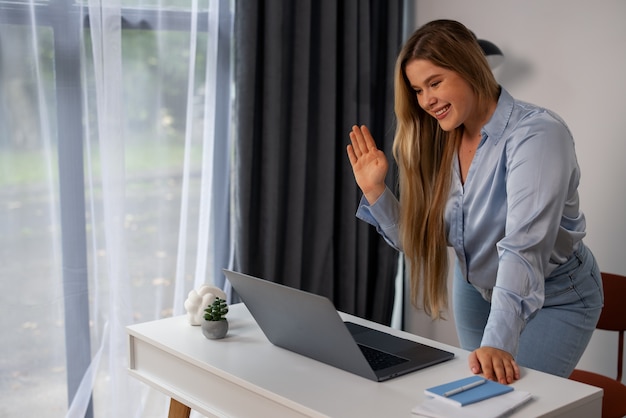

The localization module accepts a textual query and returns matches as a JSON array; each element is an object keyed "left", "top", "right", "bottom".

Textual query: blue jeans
[{"left": 452, "top": 244, "right": 603, "bottom": 377}]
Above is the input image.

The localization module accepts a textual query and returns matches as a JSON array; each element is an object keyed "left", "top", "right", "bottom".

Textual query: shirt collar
[{"left": 481, "top": 87, "right": 514, "bottom": 145}]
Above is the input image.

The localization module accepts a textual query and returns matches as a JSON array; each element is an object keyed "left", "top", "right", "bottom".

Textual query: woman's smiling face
[{"left": 405, "top": 58, "right": 477, "bottom": 132}]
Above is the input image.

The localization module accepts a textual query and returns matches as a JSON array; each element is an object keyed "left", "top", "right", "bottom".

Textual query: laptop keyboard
[{"left": 358, "top": 344, "right": 408, "bottom": 371}]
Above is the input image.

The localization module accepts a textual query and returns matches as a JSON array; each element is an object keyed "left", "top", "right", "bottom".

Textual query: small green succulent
[{"left": 203, "top": 297, "right": 229, "bottom": 321}]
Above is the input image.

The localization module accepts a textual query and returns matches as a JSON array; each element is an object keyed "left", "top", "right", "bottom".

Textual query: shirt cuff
[
  {"left": 480, "top": 309, "right": 525, "bottom": 356},
  {"left": 356, "top": 187, "right": 398, "bottom": 227},
  {"left": 355, "top": 187, "right": 401, "bottom": 251}
]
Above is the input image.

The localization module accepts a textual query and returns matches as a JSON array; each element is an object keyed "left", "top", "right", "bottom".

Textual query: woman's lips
[{"left": 434, "top": 105, "right": 450, "bottom": 120}]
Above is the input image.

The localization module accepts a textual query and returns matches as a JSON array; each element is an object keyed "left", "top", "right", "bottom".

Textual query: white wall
[{"left": 404, "top": 0, "right": 626, "bottom": 381}]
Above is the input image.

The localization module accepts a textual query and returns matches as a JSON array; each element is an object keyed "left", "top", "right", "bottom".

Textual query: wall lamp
[{"left": 477, "top": 38, "right": 504, "bottom": 69}]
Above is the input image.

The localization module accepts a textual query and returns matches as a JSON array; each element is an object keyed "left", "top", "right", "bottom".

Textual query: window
[{"left": 0, "top": 1, "right": 232, "bottom": 416}]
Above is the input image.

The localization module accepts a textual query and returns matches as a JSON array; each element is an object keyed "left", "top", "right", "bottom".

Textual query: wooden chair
[{"left": 569, "top": 272, "right": 626, "bottom": 418}]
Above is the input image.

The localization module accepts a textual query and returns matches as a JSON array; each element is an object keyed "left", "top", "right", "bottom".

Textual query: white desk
[{"left": 127, "top": 303, "right": 601, "bottom": 417}]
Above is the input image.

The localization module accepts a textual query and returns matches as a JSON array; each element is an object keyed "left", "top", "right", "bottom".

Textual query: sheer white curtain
[{"left": 0, "top": 1, "right": 233, "bottom": 417}]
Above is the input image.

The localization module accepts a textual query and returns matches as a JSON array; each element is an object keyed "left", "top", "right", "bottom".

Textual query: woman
[{"left": 347, "top": 19, "right": 603, "bottom": 384}]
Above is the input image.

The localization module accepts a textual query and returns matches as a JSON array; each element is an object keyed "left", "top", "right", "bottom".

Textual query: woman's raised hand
[{"left": 346, "top": 125, "right": 388, "bottom": 204}]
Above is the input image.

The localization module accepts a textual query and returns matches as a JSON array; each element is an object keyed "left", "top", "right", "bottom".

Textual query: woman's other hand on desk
[
  {"left": 347, "top": 125, "right": 388, "bottom": 205},
  {"left": 469, "top": 346, "right": 521, "bottom": 385}
]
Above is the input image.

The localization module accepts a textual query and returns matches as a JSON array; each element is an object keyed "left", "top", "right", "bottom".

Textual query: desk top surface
[{"left": 127, "top": 303, "right": 601, "bottom": 417}]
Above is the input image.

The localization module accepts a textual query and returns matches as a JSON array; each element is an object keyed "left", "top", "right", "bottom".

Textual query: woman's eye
[{"left": 431, "top": 81, "right": 440, "bottom": 88}]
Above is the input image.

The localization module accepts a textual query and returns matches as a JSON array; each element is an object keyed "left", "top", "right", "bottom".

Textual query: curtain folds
[
  {"left": 0, "top": 1, "right": 232, "bottom": 416},
  {"left": 1, "top": 0, "right": 405, "bottom": 415},
  {"left": 233, "top": 0, "right": 404, "bottom": 324}
]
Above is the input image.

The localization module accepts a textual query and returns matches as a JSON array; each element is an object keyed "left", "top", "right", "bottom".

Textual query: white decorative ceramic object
[{"left": 184, "top": 285, "right": 227, "bottom": 325}]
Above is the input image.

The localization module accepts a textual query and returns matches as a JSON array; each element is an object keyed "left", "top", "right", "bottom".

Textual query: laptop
[{"left": 223, "top": 269, "right": 454, "bottom": 382}]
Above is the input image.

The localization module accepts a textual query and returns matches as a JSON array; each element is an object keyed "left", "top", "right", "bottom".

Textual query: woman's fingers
[
  {"left": 469, "top": 347, "right": 520, "bottom": 385},
  {"left": 349, "top": 125, "right": 377, "bottom": 158},
  {"left": 359, "top": 125, "right": 378, "bottom": 152},
  {"left": 349, "top": 125, "right": 364, "bottom": 157},
  {"left": 346, "top": 144, "right": 358, "bottom": 166}
]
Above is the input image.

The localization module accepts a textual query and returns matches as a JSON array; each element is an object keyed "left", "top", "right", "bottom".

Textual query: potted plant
[{"left": 201, "top": 297, "right": 229, "bottom": 339}]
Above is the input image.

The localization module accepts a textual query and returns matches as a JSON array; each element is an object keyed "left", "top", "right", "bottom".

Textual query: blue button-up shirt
[{"left": 356, "top": 88, "right": 586, "bottom": 355}]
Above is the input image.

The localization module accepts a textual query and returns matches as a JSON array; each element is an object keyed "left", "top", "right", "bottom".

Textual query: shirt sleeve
[
  {"left": 480, "top": 112, "right": 579, "bottom": 355},
  {"left": 355, "top": 187, "right": 403, "bottom": 252}
]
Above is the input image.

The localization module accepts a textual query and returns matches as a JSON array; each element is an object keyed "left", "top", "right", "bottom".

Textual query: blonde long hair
[{"left": 392, "top": 20, "right": 500, "bottom": 319}]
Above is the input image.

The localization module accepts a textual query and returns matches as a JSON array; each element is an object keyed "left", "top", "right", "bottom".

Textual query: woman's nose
[
  {"left": 420, "top": 91, "right": 436, "bottom": 109},
  {"left": 425, "top": 91, "right": 437, "bottom": 107}
]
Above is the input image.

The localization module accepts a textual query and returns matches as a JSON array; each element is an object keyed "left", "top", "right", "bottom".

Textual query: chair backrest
[{"left": 597, "top": 272, "right": 626, "bottom": 381}]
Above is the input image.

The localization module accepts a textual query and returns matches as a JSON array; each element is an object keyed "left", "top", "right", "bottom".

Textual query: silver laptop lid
[{"left": 224, "top": 269, "right": 377, "bottom": 380}]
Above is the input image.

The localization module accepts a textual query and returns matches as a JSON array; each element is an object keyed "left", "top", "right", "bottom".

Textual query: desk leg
[{"left": 168, "top": 398, "right": 191, "bottom": 418}]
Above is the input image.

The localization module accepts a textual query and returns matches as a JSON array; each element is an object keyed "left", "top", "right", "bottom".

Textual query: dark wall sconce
[{"left": 477, "top": 38, "right": 504, "bottom": 69}]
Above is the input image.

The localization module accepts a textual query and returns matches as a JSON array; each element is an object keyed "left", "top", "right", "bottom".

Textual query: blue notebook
[{"left": 424, "top": 375, "right": 514, "bottom": 406}]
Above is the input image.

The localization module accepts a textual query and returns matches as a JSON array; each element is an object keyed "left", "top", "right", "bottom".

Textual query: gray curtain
[{"left": 232, "top": 0, "right": 403, "bottom": 324}]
